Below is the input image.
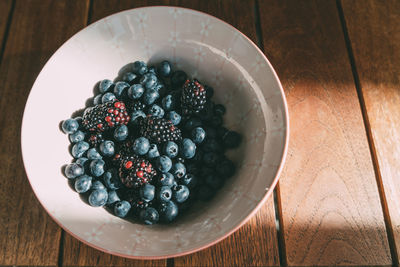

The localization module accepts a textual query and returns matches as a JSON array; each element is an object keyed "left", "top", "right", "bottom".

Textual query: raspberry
[{"left": 82, "top": 100, "right": 130, "bottom": 132}]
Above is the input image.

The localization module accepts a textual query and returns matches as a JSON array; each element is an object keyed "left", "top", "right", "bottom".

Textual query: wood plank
[
  {"left": 62, "top": 232, "right": 166, "bottom": 267},
  {"left": 0, "top": 0, "right": 12, "bottom": 53},
  {"left": 258, "top": 0, "right": 392, "bottom": 266},
  {"left": 0, "top": 0, "right": 89, "bottom": 266},
  {"left": 62, "top": 1, "right": 280, "bottom": 266},
  {"left": 341, "top": 0, "right": 400, "bottom": 264}
]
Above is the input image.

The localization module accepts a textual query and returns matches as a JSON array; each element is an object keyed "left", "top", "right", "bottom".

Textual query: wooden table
[{"left": 0, "top": 0, "right": 398, "bottom": 266}]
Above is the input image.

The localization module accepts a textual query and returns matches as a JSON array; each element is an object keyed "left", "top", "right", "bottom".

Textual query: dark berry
[
  {"left": 71, "top": 141, "right": 89, "bottom": 158},
  {"left": 140, "top": 207, "right": 159, "bottom": 225},
  {"left": 158, "top": 186, "right": 172, "bottom": 202},
  {"left": 140, "top": 184, "right": 156, "bottom": 202},
  {"left": 62, "top": 119, "right": 79, "bottom": 134},
  {"left": 158, "top": 201, "right": 179, "bottom": 222},
  {"left": 65, "top": 163, "right": 84, "bottom": 179},
  {"left": 181, "top": 79, "right": 207, "bottom": 116},
  {"left": 171, "top": 70, "right": 187, "bottom": 87},
  {"left": 82, "top": 100, "right": 130, "bottom": 132},
  {"left": 119, "top": 156, "right": 156, "bottom": 188},
  {"left": 139, "top": 116, "right": 182, "bottom": 144},
  {"left": 223, "top": 131, "right": 242, "bottom": 149},
  {"left": 158, "top": 60, "right": 172, "bottom": 77},
  {"left": 114, "top": 200, "right": 131, "bottom": 217},
  {"left": 88, "top": 189, "right": 108, "bottom": 207}
]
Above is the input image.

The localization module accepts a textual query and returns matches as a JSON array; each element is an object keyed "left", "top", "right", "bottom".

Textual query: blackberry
[
  {"left": 122, "top": 189, "right": 153, "bottom": 212},
  {"left": 126, "top": 100, "right": 146, "bottom": 113},
  {"left": 139, "top": 116, "right": 182, "bottom": 144},
  {"left": 112, "top": 136, "right": 134, "bottom": 165},
  {"left": 181, "top": 79, "right": 207, "bottom": 116},
  {"left": 82, "top": 100, "right": 130, "bottom": 132},
  {"left": 86, "top": 132, "right": 104, "bottom": 147},
  {"left": 118, "top": 156, "right": 157, "bottom": 188}
]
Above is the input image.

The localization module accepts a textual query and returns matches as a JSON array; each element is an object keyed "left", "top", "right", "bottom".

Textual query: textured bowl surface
[{"left": 21, "top": 6, "right": 288, "bottom": 259}]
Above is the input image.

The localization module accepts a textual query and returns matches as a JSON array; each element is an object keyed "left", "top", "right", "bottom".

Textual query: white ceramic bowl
[{"left": 21, "top": 6, "right": 288, "bottom": 259}]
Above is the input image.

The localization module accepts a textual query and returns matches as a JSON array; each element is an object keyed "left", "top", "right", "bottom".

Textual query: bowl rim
[{"left": 21, "top": 5, "right": 289, "bottom": 260}]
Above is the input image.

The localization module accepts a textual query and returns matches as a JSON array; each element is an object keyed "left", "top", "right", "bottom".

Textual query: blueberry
[
  {"left": 159, "top": 201, "right": 178, "bottom": 222},
  {"left": 75, "top": 116, "right": 83, "bottom": 126},
  {"left": 181, "top": 173, "right": 197, "bottom": 189},
  {"left": 181, "top": 138, "right": 196, "bottom": 159},
  {"left": 107, "top": 190, "right": 120, "bottom": 205},
  {"left": 197, "top": 185, "right": 215, "bottom": 201},
  {"left": 148, "top": 104, "right": 164, "bottom": 118},
  {"left": 161, "top": 94, "right": 175, "bottom": 111},
  {"left": 114, "top": 200, "right": 131, "bottom": 217},
  {"left": 102, "top": 168, "right": 122, "bottom": 190},
  {"left": 158, "top": 60, "right": 171, "bottom": 77},
  {"left": 205, "top": 85, "right": 214, "bottom": 99},
  {"left": 171, "top": 162, "right": 186, "bottom": 179},
  {"left": 99, "top": 140, "right": 115, "bottom": 157},
  {"left": 130, "top": 110, "right": 146, "bottom": 124},
  {"left": 200, "top": 167, "right": 214, "bottom": 178},
  {"left": 143, "top": 89, "right": 159, "bottom": 105},
  {"left": 87, "top": 148, "right": 102, "bottom": 159},
  {"left": 141, "top": 73, "right": 157, "bottom": 90},
  {"left": 171, "top": 70, "right": 187, "bottom": 87},
  {"left": 158, "top": 186, "right": 172, "bottom": 202},
  {"left": 65, "top": 163, "right": 84, "bottom": 179},
  {"left": 148, "top": 66, "right": 157, "bottom": 75},
  {"left": 184, "top": 117, "right": 202, "bottom": 131},
  {"left": 140, "top": 184, "right": 155, "bottom": 202},
  {"left": 128, "top": 84, "right": 144, "bottom": 99},
  {"left": 166, "top": 111, "right": 181, "bottom": 125},
  {"left": 163, "top": 141, "right": 179, "bottom": 158},
  {"left": 217, "top": 158, "right": 236, "bottom": 178},
  {"left": 122, "top": 72, "right": 137, "bottom": 84},
  {"left": 186, "top": 163, "right": 200, "bottom": 175},
  {"left": 88, "top": 189, "right": 108, "bottom": 207},
  {"left": 202, "top": 138, "right": 222, "bottom": 153},
  {"left": 191, "top": 127, "right": 206, "bottom": 144},
  {"left": 75, "top": 157, "right": 89, "bottom": 169},
  {"left": 113, "top": 125, "right": 129, "bottom": 141},
  {"left": 154, "top": 83, "right": 166, "bottom": 96},
  {"left": 132, "top": 61, "right": 148, "bottom": 75},
  {"left": 62, "top": 119, "right": 79, "bottom": 134},
  {"left": 173, "top": 185, "right": 190, "bottom": 203},
  {"left": 214, "top": 104, "right": 226, "bottom": 116},
  {"left": 216, "top": 126, "right": 229, "bottom": 138},
  {"left": 223, "top": 131, "right": 242, "bottom": 149},
  {"left": 69, "top": 130, "right": 85, "bottom": 143},
  {"left": 203, "top": 152, "right": 220, "bottom": 167},
  {"left": 140, "top": 207, "right": 159, "bottom": 225},
  {"left": 113, "top": 81, "right": 129, "bottom": 98},
  {"left": 91, "top": 180, "right": 106, "bottom": 190},
  {"left": 198, "top": 101, "right": 214, "bottom": 121},
  {"left": 158, "top": 172, "right": 175, "bottom": 187},
  {"left": 74, "top": 175, "right": 92, "bottom": 193},
  {"left": 99, "top": 79, "right": 113, "bottom": 93},
  {"left": 147, "top": 144, "right": 160, "bottom": 159},
  {"left": 89, "top": 159, "right": 105, "bottom": 177},
  {"left": 157, "top": 155, "right": 172, "bottom": 173},
  {"left": 101, "top": 92, "right": 116, "bottom": 103},
  {"left": 205, "top": 173, "right": 224, "bottom": 190},
  {"left": 191, "top": 148, "right": 203, "bottom": 162},
  {"left": 71, "top": 141, "right": 89, "bottom": 158},
  {"left": 93, "top": 94, "right": 103, "bottom": 105},
  {"left": 204, "top": 126, "right": 217, "bottom": 139},
  {"left": 133, "top": 137, "right": 150, "bottom": 155}
]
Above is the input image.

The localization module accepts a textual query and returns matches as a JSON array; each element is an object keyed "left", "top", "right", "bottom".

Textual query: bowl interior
[{"left": 21, "top": 7, "right": 287, "bottom": 258}]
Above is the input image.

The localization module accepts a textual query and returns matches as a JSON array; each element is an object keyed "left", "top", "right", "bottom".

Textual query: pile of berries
[{"left": 62, "top": 60, "right": 242, "bottom": 225}]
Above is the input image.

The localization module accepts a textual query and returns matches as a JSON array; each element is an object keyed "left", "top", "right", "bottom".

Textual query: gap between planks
[{"left": 336, "top": 1, "right": 398, "bottom": 265}]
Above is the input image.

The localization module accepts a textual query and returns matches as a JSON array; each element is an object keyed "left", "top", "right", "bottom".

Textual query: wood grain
[
  {"left": 62, "top": 232, "right": 166, "bottom": 267},
  {"left": 62, "top": 1, "right": 279, "bottom": 266},
  {"left": 0, "top": 0, "right": 12, "bottom": 54},
  {"left": 0, "top": 0, "right": 89, "bottom": 266},
  {"left": 341, "top": 0, "right": 400, "bottom": 264},
  {"left": 258, "top": 0, "right": 392, "bottom": 266}
]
